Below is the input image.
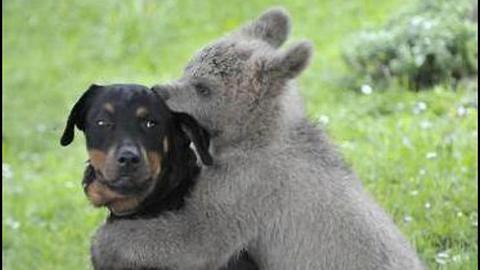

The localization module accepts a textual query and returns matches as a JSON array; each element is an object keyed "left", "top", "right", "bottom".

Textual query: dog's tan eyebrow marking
[
  {"left": 103, "top": 103, "right": 114, "bottom": 113},
  {"left": 136, "top": 107, "right": 148, "bottom": 117},
  {"left": 163, "top": 137, "right": 169, "bottom": 152}
]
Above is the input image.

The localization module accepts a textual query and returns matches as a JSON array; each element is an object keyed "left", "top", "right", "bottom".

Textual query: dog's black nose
[{"left": 117, "top": 147, "right": 141, "bottom": 167}]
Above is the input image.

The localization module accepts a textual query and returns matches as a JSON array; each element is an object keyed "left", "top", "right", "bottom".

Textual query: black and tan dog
[{"left": 60, "top": 84, "right": 257, "bottom": 269}]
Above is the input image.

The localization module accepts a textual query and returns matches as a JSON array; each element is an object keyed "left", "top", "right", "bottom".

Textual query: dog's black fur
[{"left": 62, "top": 84, "right": 258, "bottom": 270}]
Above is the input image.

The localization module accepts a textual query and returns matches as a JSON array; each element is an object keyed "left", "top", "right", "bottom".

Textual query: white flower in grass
[
  {"left": 361, "top": 84, "right": 372, "bottom": 95},
  {"left": 403, "top": 215, "right": 413, "bottom": 223},
  {"left": 419, "top": 120, "right": 432, "bottom": 129},
  {"left": 435, "top": 251, "right": 450, "bottom": 265},
  {"left": 452, "top": 254, "right": 463, "bottom": 263},
  {"left": 426, "top": 152, "right": 437, "bottom": 159},
  {"left": 470, "top": 212, "right": 478, "bottom": 227},
  {"left": 402, "top": 137, "right": 412, "bottom": 148},
  {"left": 5, "top": 218, "right": 20, "bottom": 230},
  {"left": 413, "top": 101, "right": 427, "bottom": 114},
  {"left": 456, "top": 105, "right": 468, "bottom": 117},
  {"left": 417, "top": 102, "right": 427, "bottom": 110},
  {"left": 2, "top": 163, "right": 13, "bottom": 179},
  {"left": 318, "top": 115, "right": 329, "bottom": 125}
]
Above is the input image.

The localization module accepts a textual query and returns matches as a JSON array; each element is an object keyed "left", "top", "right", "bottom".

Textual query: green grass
[{"left": 2, "top": 0, "right": 478, "bottom": 269}]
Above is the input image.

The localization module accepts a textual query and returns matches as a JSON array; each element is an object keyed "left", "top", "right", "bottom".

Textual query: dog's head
[{"left": 61, "top": 84, "right": 212, "bottom": 215}]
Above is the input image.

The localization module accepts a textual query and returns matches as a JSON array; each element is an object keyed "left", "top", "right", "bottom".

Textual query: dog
[
  {"left": 90, "top": 9, "right": 425, "bottom": 269},
  {"left": 61, "top": 83, "right": 258, "bottom": 270}
]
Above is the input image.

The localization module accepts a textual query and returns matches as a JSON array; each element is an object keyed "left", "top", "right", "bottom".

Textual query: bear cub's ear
[
  {"left": 240, "top": 7, "right": 291, "bottom": 48},
  {"left": 266, "top": 41, "right": 313, "bottom": 80}
]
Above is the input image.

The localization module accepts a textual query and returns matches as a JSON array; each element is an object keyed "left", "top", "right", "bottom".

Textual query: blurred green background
[{"left": 2, "top": 0, "right": 478, "bottom": 269}]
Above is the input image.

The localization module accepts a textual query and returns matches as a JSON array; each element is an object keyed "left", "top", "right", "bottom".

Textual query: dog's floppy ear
[
  {"left": 60, "top": 84, "right": 103, "bottom": 146},
  {"left": 173, "top": 112, "right": 213, "bottom": 166}
]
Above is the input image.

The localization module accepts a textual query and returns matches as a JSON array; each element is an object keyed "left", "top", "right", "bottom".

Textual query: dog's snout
[{"left": 116, "top": 146, "right": 141, "bottom": 167}]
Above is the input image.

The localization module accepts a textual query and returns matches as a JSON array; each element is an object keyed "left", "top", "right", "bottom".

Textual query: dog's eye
[
  {"left": 96, "top": 120, "right": 107, "bottom": 126},
  {"left": 145, "top": 120, "right": 157, "bottom": 129},
  {"left": 194, "top": 83, "right": 211, "bottom": 97},
  {"left": 96, "top": 120, "right": 113, "bottom": 128}
]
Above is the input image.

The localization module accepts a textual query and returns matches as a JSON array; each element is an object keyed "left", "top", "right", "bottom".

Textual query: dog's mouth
[
  {"left": 101, "top": 176, "right": 151, "bottom": 195},
  {"left": 91, "top": 168, "right": 152, "bottom": 194},
  {"left": 83, "top": 172, "right": 155, "bottom": 216}
]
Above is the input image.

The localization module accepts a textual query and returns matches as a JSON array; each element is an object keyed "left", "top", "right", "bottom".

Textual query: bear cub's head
[{"left": 154, "top": 8, "right": 313, "bottom": 149}]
